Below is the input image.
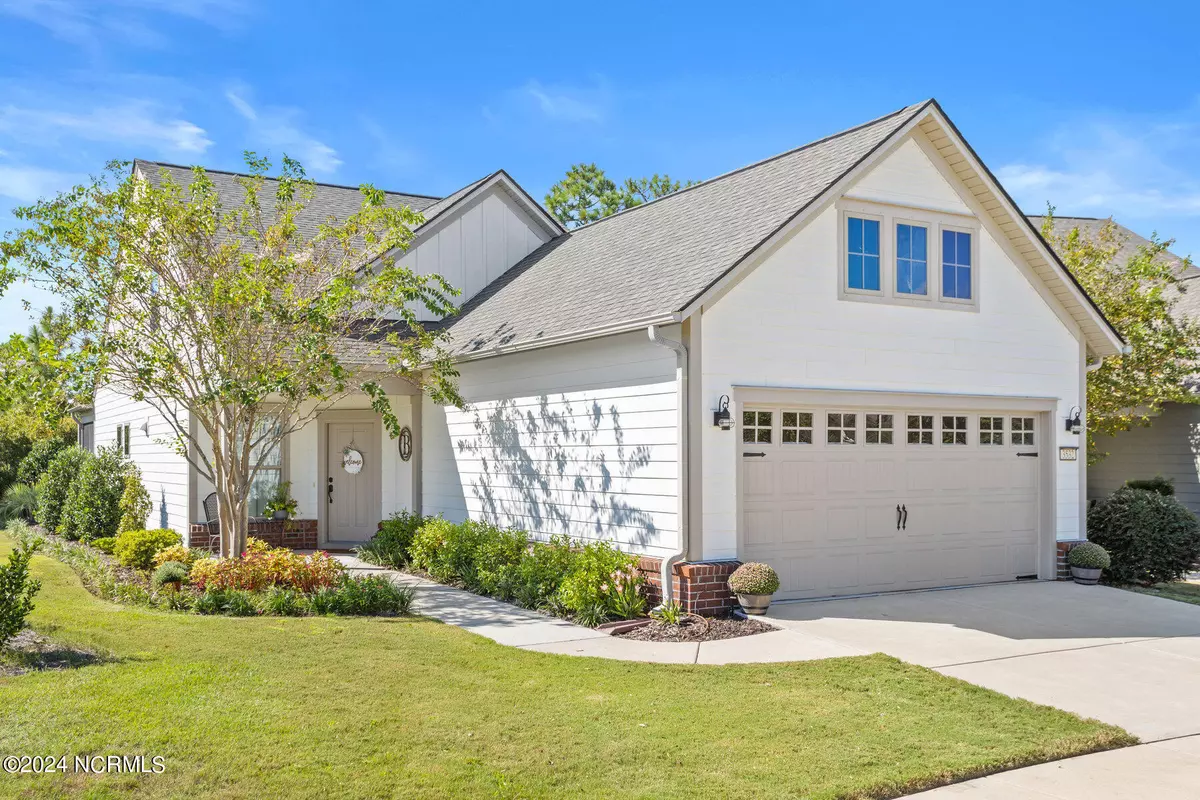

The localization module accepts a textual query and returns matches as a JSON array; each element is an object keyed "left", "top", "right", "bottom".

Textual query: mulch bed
[
  {"left": 615, "top": 615, "right": 774, "bottom": 643},
  {"left": 0, "top": 629, "right": 103, "bottom": 677}
]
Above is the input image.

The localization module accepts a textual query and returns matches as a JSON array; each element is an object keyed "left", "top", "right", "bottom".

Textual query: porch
[{"left": 189, "top": 518, "right": 320, "bottom": 551}]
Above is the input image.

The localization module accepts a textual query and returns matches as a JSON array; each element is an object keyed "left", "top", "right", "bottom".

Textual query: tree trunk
[{"left": 215, "top": 479, "right": 249, "bottom": 558}]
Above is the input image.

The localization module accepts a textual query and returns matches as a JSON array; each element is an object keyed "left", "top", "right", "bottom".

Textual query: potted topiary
[
  {"left": 1068, "top": 542, "right": 1110, "bottom": 585},
  {"left": 728, "top": 562, "right": 780, "bottom": 615}
]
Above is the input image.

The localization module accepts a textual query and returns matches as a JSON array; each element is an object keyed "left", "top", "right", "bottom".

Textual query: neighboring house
[
  {"left": 96, "top": 98, "right": 1125, "bottom": 602},
  {"left": 1032, "top": 216, "right": 1200, "bottom": 513}
]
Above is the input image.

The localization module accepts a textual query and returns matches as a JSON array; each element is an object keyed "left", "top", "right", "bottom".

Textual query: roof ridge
[
  {"left": 133, "top": 158, "right": 442, "bottom": 200},
  {"left": 562, "top": 100, "right": 932, "bottom": 236}
]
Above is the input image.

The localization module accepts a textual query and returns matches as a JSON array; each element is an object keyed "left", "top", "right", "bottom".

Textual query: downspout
[{"left": 648, "top": 324, "right": 687, "bottom": 607}]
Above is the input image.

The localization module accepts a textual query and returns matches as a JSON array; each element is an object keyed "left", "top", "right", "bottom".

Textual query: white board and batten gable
[{"left": 397, "top": 173, "right": 560, "bottom": 321}]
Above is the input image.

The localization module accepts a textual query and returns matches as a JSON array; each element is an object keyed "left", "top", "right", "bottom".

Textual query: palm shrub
[
  {"left": 0, "top": 542, "right": 41, "bottom": 646},
  {"left": 59, "top": 444, "right": 128, "bottom": 541},
  {"left": 0, "top": 483, "right": 40, "bottom": 523},
  {"left": 117, "top": 468, "right": 152, "bottom": 532},
  {"left": 16, "top": 437, "right": 68, "bottom": 487},
  {"left": 35, "top": 446, "right": 89, "bottom": 531},
  {"left": 1089, "top": 487, "right": 1200, "bottom": 585},
  {"left": 356, "top": 510, "right": 425, "bottom": 569}
]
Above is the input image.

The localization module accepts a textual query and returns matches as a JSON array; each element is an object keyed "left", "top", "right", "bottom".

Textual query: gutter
[
  {"left": 1086, "top": 344, "right": 1132, "bottom": 374},
  {"left": 647, "top": 324, "right": 688, "bottom": 607}
]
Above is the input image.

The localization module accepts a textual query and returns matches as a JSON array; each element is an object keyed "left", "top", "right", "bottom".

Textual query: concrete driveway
[{"left": 767, "top": 580, "right": 1200, "bottom": 742}]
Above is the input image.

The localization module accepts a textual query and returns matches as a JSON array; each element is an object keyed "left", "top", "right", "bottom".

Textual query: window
[
  {"left": 781, "top": 411, "right": 813, "bottom": 444},
  {"left": 247, "top": 415, "right": 284, "bottom": 518},
  {"left": 1011, "top": 417, "right": 1035, "bottom": 446},
  {"left": 743, "top": 410, "right": 773, "bottom": 443},
  {"left": 827, "top": 412, "right": 856, "bottom": 444},
  {"left": 942, "top": 229, "right": 973, "bottom": 300},
  {"left": 115, "top": 425, "right": 122, "bottom": 452},
  {"left": 942, "top": 415, "right": 968, "bottom": 445},
  {"left": 123, "top": 424, "right": 131, "bottom": 455},
  {"left": 846, "top": 216, "right": 881, "bottom": 292},
  {"left": 896, "top": 223, "right": 928, "bottom": 295},
  {"left": 979, "top": 416, "right": 1004, "bottom": 445},
  {"left": 907, "top": 414, "right": 934, "bottom": 445},
  {"left": 864, "top": 413, "right": 894, "bottom": 444}
]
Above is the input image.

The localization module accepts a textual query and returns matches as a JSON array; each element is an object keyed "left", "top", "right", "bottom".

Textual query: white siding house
[{"left": 102, "top": 100, "right": 1126, "bottom": 604}]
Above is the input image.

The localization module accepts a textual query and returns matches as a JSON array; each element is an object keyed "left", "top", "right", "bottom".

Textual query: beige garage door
[{"left": 740, "top": 405, "right": 1041, "bottom": 600}]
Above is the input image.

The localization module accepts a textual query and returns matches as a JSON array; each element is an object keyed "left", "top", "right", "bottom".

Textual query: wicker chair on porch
[{"left": 201, "top": 492, "right": 221, "bottom": 552}]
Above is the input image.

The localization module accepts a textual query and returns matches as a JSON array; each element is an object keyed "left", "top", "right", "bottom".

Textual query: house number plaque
[
  {"left": 1058, "top": 446, "right": 1079, "bottom": 462},
  {"left": 398, "top": 426, "right": 413, "bottom": 462},
  {"left": 342, "top": 447, "right": 364, "bottom": 474}
]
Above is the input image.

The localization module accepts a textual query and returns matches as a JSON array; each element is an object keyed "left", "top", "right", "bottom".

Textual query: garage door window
[
  {"left": 743, "top": 410, "right": 773, "bottom": 443},
  {"left": 907, "top": 414, "right": 934, "bottom": 445},
  {"left": 781, "top": 411, "right": 813, "bottom": 444},
  {"left": 864, "top": 413, "right": 894, "bottom": 444},
  {"left": 942, "top": 415, "right": 968, "bottom": 445},
  {"left": 827, "top": 412, "right": 856, "bottom": 444},
  {"left": 979, "top": 416, "right": 1004, "bottom": 445},
  {"left": 1011, "top": 417, "right": 1035, "bottom": 446}
]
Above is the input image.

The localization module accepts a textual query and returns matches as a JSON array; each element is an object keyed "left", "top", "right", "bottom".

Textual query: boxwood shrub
[
  {"left": 1088, "top": 487, "right": 1200, "bottom": 585},
  {"left": 1067, "top": 542, "right": 1111, "bottom": 570},
  {"left": 114, "top": 528, "right": 182, "bottom": 570},
  {"left": 356, "top": 510, "right": 425, "bottom": 569},
  {"left": 35, "top": 446, "right": 90, "bottom": 532}
]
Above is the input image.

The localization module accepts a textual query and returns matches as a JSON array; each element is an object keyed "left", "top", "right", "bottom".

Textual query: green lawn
[
  {"left": 1124, "top": 581, "right": 1200, "bottom": 606},
  {"left": 0, "top": 534, "right": 1132, "bottom": 800}
]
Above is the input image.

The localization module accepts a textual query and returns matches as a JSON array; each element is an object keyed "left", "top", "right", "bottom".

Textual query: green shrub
[
  {"left": 35, "top": 446, "right": 89, "bottom": 531},
  {"left": 152, "top": 561, "right": 189, "bottom": 589},
  {"left": 0, "top": 542, "right": 41, "bottom": 646},
  {"left": 409, "top": 517, "right": 491, "bottom": 586},
  {"left": 1067, "top": 542, "right": 1111, "bottom": 570},
  {"left": 473, "top": 527, "right": 529, "bottom": 599},
  {"left": 1089, "top": 487, "right": 1200, "bottom": 585},
  {"left": 1125, "top": 476, "right": 1175, "bottom": 496},
  {"left": 0, "top": 483, "right": 39, "bottom": 523},
  {"left": 193, "top": 588, "right": 228, "bottom": 615},
  {"left": 260, "top": 586, "right": 306, "bottom": 616},
  {"left": 117, "top": 468, "right": 152, "bottom": 533},
  {"left": 555, "top": 540, "right": 637, "bottom": 622},
  {"left": 651, "top": 601, "right": 684, "bottom": 625},
  {"left": 223, "top": 590, "right": 258, "bottom": 617},
  {"left": 511, "top": 535, "right": 578, "bottom": 610},
  {"left": 356, "top": 510, "right": 425, "bottom": 569},
  {"left": 16, "top": 438, "right": 68, "bottom": 487},
  {"left": 328, "top": 576, "right": 414, "bottom": 616},
  {"left": 306, "top": 586, "right": 340, "bottom": 615},
  {"left": 114, "top": 528, "right": 182, "bottom": 570},
  {"left": 91, "top": 536, "right": 116, "bottom": 554},
  {"left": 609, "top": 567, "right": 647, "bottom": 620},
  {"left": 728, "top": 562, "right": 781, "bottom": 595},
  {"left": 59, "top": 445, "right": 128, "bottom": 541}
]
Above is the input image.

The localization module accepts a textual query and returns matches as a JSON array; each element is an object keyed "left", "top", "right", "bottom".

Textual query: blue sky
[{"left": 1, "top": 0, "right": 1198, "bottom": 337}]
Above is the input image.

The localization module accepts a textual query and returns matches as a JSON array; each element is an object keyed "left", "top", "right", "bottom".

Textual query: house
[
  {"left": 96, "top": 99, "right": 1126, "bottom": 608},
  {"left": 1033, "top": 217, "right": 1200, "bottom": 514}
]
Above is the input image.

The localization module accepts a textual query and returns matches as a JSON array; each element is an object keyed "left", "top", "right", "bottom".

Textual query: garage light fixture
[
  {"left": 714, "top": 395, "right": 733, "bottom": 431},
  {"left": 1066, "top": 406, "right": 1082, "bottom": 435}
]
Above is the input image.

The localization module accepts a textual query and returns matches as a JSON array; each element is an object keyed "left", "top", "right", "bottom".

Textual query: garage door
[{"left": 740, "top": 405, "right": 1041, "bottom": 600}]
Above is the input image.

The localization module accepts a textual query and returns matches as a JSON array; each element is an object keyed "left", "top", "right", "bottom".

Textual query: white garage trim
[{"left": 732, "top": 386, "right": 1059, "bottom": 599}]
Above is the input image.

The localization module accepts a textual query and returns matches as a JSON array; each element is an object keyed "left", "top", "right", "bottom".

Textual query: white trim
[
  {"left": 838, "top": 209, "right": 885, "bottom": 298},
  {"left": 451, "top": 313, "right": 680, "bottom": 363}
]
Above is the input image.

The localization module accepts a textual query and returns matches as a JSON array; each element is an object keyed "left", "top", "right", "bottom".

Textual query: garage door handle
[
  {"left": 901, "top": 504, "right": 907, "bottom": 530},
  {"left": 896, "top": 504, "right": 902, "bottom": 530},
  {"left": 742, "top": 452, "right": 766, "bottom": 458},
  {"left": 1016, "top": 452, "right": 1038, "bottom": 458}
]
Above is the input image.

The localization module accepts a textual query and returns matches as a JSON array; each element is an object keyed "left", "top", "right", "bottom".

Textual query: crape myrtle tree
[
  {"left": 1041, "top": 210, "right": 1200, "bottom": 463},
  {"left": 0, "top": 153, "right": 462, "bottom": 557}
]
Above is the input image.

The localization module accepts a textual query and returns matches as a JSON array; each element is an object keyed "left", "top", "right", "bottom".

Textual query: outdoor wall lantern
[
  {"left": 714, "top": 395, "right": 733, "bottom": 431},
  {"left": 1065, "top": 406, "right": 1082, "bottom": 435}
]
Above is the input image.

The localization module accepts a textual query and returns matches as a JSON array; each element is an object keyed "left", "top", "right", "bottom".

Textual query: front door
[{"left": 326, "top": 420, "right": 380, "bottom": 543}]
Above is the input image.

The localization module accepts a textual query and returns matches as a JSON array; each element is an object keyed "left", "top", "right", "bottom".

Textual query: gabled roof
[
  {"left": 440, "top": 100, "right": 1125, "bottom": 359},
  {"left": 440, "top": 102, "right": 930, "bottom": 357},
  {"left": 134, "top": 160, "right": 441, "bottom": 242},
  {"left": 408, "top": 169, "right": 564, "bottom": 242}
]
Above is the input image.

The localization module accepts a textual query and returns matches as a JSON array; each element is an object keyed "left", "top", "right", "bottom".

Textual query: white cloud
[
  {"left": 225, "top": 87, "right": 342, "bottom": 174},
  {"left": 0, "top": 0, "right": 247, "bottom": 50},
  {"left": 0, "top": 165, "right": 79, "bottom": 203},
  {"left": 521, "top": 80, "right": 606, "bottom": 123},
  {"left": 0, "top": 102, "right": 212, "bottom": 154},
  {"left": 999, "top": 105, "right": 1200, "bottom": 220}
]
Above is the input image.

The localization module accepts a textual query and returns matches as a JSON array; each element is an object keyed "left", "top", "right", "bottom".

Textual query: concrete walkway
[{"left": 338, "top": 555, "right": 858, "bottom": 664}]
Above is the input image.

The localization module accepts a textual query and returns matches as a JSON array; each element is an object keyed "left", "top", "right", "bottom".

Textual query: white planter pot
[{"left": 737, "top": 593, "right": 772, "bottom": 615}]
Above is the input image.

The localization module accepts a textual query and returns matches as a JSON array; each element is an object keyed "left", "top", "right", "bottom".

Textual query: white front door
[
  {"left": 326, "top": 420, "right": 380, "bottom": 543},
  {"left": 740, "top": 405, "right": 1041, "bottom": 600}
]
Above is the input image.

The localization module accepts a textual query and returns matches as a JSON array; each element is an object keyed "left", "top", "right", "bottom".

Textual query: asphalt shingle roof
[{"left": 440, "top": 101, "right": 930, "bottom": 356}]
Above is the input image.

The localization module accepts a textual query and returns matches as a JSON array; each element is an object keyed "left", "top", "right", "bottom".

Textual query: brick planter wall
[
  {"left": 1056, "top": 540, "right": 1087, "bottom": 579},
  {"left": 188, "top": 519, "right": 319, "bottom": 552},
  {"left": 638, "top": 556, "right": 742, "bottom": 616}
]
